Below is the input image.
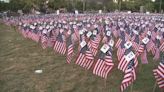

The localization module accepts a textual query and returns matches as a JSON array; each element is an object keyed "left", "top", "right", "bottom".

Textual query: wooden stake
[
  {"left": 130, "top": 83, "right": 133, "bottom": 92},
  {"left": 104, "top": 79, "right": 107, "bottom": 88},
  {"left": 152, "top": 82, "right": 157, "bottom": 92}
]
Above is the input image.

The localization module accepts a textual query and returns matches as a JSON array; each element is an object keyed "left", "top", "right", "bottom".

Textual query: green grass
[{"left": 0, "top": 22, "right": 161, "bottom": 92}]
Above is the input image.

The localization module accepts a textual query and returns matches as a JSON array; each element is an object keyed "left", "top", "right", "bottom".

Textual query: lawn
[{"left": 0, "top": 22, "right": 161, "bottom": 92}]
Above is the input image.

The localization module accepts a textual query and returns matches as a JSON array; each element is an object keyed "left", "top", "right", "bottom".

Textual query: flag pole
[
  {"left": 130, "top": 83, "right": 133, "bottom": 92},
  {"left": 104, "top": 79, "right": 107, "bottom": 88},
  {"left": 152, "top": 81, "right": 157, "bottom": 92}
]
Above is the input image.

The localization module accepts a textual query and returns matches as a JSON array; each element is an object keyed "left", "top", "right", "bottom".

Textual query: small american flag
[
  {"left": 136, "top": 43, "right": 145, "bottom": 57},
  {"left": 66, "top": 35, "right": 74, "bottom": 64},
  {"left": 89, "top": 35, "right": 101, "bottom": 56},
  {"left": 93, "top": 51, "right": 106, "bottom": 77},
  {"left": 153, "top": 58, "right": 164, "bottom": 89},
  {"left": 153, "top": 39, "right": 161, "bottom": 61},
  {"left": 75, "top": 44, "right": 94, "bottom": 70},
  {"left": 159, "top": 42, "right": 164, "bottom": 52},
  {"left": 118, "top": 48, "right": 138, "bottom": 72},
  {"left": 115, "top": 38, "right": 122, "bottom": 49},
  {"left": 146, "top": 40, "right": 155, "bottom": 53},
  {"left": 140, "top": 50, "right": 148, "bottom": 64},
  {"left": 120, "top": 60, "right": 136, "bottom": 92},
  {"left": 132, "top": 35, "right": 140, "bottom": 52},
  {"left": 41, "top": 35, "right": 48, "bottom": 49},
  {"left": 117, "top": 41, "right": 126, "bottom": 61},
  {"left": 53, "top": 32, "right": 66, "bottom": 55},
  {"left": 93, "top": 47, "right": 114, "bottom": 79},
  {"left": 115, "top": 31, "right": 125, "bottom": 48},
  {"left": 31, "top": 30, "right": 40, "bottom": 43}
]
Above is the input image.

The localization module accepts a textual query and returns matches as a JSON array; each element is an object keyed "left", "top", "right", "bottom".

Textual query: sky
[{"left": 0, "top": 0, "right": 10, "bottom": 3}]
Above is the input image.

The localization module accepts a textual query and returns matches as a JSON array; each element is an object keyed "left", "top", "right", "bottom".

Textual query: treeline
[{"left": 0, "top": 0, "right": 164, "bottom": 13}]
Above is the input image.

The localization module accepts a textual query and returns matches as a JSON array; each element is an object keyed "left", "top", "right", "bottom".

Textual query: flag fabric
[
  {"left": 132, "top": 35, "right": 140, "bottom": 52},
  {"left": 160, "top": 42, "right": 164, "bottom": 52},
  {"left": 75, "top": 43, "right": 94, "bottom": 70},
  {"left": 136, "top": 43, "right": 145, "bottom": 57},
  {"left": 117, "top": 42, "right": 126, "bottom": 61},
  {"left": 140, "top": 50, "right": 148, "bottom": 64},
  {"left": 53, "top": 32, "right": 66, "bottom": 55},
  {"left": 89, "top": 35, "right": 101, "bottom": 56},
  {"left": 153, "top": 59, "right": 164, "bottom": 89},
  {"left": 41, "top": 35, "right": 48, "bottom": 49},
  {"left": 31, "top": 30, "right": 40, "bottom": 43},
  {"left": 153, "top": 39, "right": 161, "bottom": 61},
  {"left": 116, "top": 31, "right": 126, "bottom": 58},
  {"left": 118, "top": 47, "right": 138, "bottom": 72},
  {"left": 146, "top": 40, "right": 155, "bottom": 53},
  {"left": 93, "top": 44, "right": 114, "bottom": 79},
  {"left": 120, "top": 61, "right": 136, "bottom": 92},
  {"left": 66, "top": 35, "right": 74, "bottom": 64},
  {"left": 115, "top": 38, "right": 122, "bottom": 49}
]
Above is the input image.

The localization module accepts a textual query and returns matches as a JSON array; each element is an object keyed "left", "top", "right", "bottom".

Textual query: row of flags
[{"left": 3, "top": 13, "right": 164, "bottom": 92}]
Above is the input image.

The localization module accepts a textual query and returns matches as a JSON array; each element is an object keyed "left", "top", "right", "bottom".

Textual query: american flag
[
  {"left": 103, "top": 51, "right": 114, "bottom": 79},
  {"left": 84, "top": 50, "right": 94, "bottom": 69},
  {"left": 118, "top": 48, "right": 138, "bottom": 72},
  {"left": 112, "top": 27, "right": 119, "bottom": 38},
  {"left": 53, "top": 32, "right": 66, "bottom": 55},
  {"left": 27, "top": 30, "right": 32, "bottom": 39},
  {"left": 93, "top": 51, "right": 106, "bottom": 77},
  {"left": 132, "top": 35, "right": 140, "bottom": 52},
  {"left": 48, "top": 31, "right": 57, "bottom": 47},
  {"left": 151, "top": 41, "right": 156, "bottom": 55},
  {"left": 115, "top": 31, "right": 125, "bottom": 48},
  {"left": 140, "top": 50, "right": 148, "bottom": 64},
  {"left": 89, "top": 35, "right": 101, "bottom": 56},
  {"left": 117, "top": 41, "right": 126, "bottom": 61},
  {"left": 146, "top": 39, "right": 155, "bottom": 53},
  {"left": 75, "top": 44, "right": 94, "bottom": 70},
  {"left": 136, "top": 43, "right": 145, "bottom": 57},
  {"left": 153, "top": 58, "right": 164, "bottom": 89},
  {"left": 120, "top": 60, "right": 136, "bottom": 92},
  {"left": 160, "top": 42, "right": 164, "bottom": 52},
  {"left": 31, "top": 30, "right": 40, "bottom": 43},
  {"left": 66, "top": 35, "right": 74, "bottom": 64},
  {"left": 41, "top": 35, "right": 48, "bottom": 49},
  {"left": 93, "top": 47, "right": 114, "bottom": 79},
  {"left": 125, "top": 32, "right": 131, "bottom": 41},
  {"left": 153, "top": 39, "right": 161, "bottom": 61},
  {"left": 115, "top": 38, "right": 122, "bottom": 49}
]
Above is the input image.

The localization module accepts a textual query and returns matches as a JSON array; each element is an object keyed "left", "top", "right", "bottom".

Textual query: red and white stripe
[
  {"left": 115, "top": 38, "right": 122, "bottom": 49},
  {"left": 153, "top": 69, "right": 164, "bottom": 89},
  {"left": 117, "top": 47, "right": 125, "bottom": 61},
  {"left": 146, "top": 40, "right": 155, "bottom": 52},
  {"left": 140, "top": 50, "right": 149, "bottom": 64},
  {"left": 160, "top": 42, "right": 164, "bottom": 52},
  {"left": 53, "top": 41, "right": 66, "bottom": 55},
  {"left": 84, "top": 50, "right": 94, "bottom": 69},
  {"left": 136, "top": 44, "right": 144, "bottom": 57},
  {"left": 66, "top": 44, "right": 74, "bottom": 64},
  {"left": 132, "top": 42, "right": 139, "bottom": 52},
  {"left": 118, "top": 56, "right": 138, "bottom": 72},
  {"left": 93, "top": 59, "right": 105, "bottom": 77},
  {"left": 103, "top": 55, "right": 114, "bottom": 79},
  {"left": 75, "top": 53, "right": 86, "bottom": 67},
  {"left": 41, "top": 36, "right": 48, "bottom": 49},
  {"left": 120, "top": 67, "right": 136, "bottom": 92},
  {"left": 32, "top": 33, "right": 40, "bottom": 43}
]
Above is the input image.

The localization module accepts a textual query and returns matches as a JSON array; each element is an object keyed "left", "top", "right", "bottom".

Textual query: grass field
[{"left": 0, "top": 22, "right": 161, "bottom": 92}]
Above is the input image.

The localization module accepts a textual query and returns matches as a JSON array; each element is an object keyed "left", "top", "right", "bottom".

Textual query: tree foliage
[{"left": 0, "top": 0, "right": 164, "bottom": 13}]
